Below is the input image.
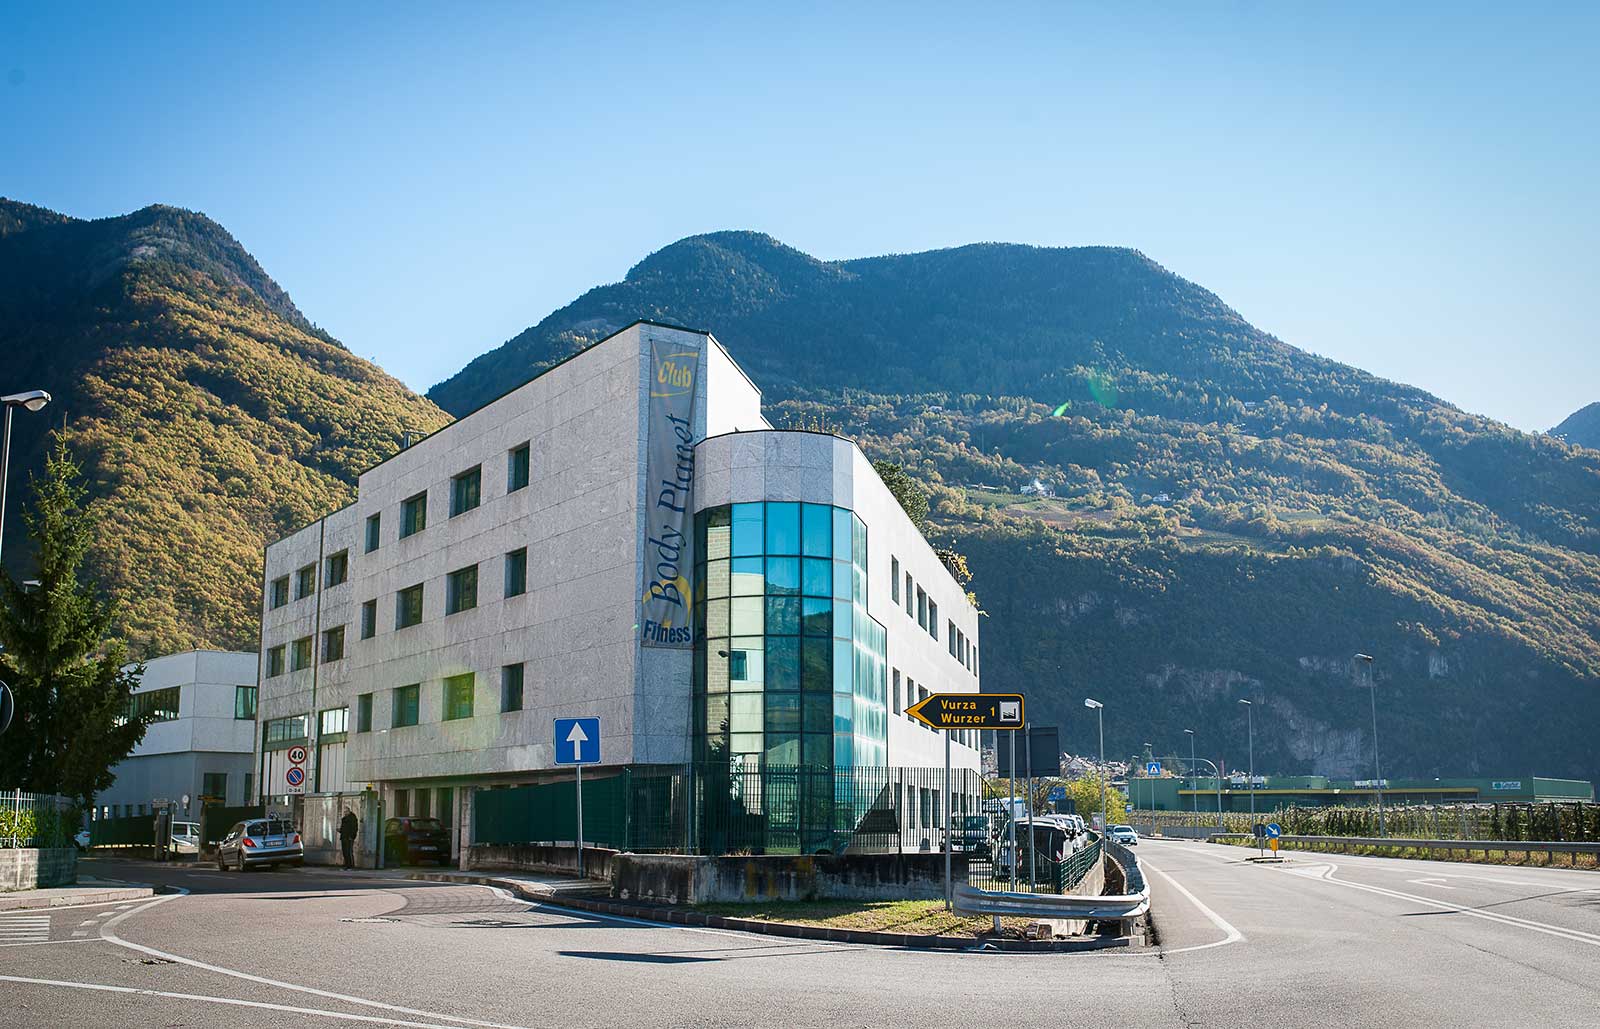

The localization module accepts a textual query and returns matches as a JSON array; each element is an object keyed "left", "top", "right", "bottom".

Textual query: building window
[
  {"left": 891, "top": 557, "right": 900, "bottom": 603},
  {"left": 507, "top": 443, "right": 530, "bottom": 492},
  {"left": 319, "top": 706, "right": 349, "bottom": 737},
  {"left": 322, "top": 625, "right": 346, "bottom": 663},
  {"left": 400, "top": 492, "right": 428, "bottom": 538},
  {"left": 264, "top": 714, "right": 308, "bottom": 745},
  {"left": 450, "top": 466, "right": 481, "bottom": 517},
  {"left": 360, "top": 599, "right": 377, "bottom": 639},
  {"left": 916, "top": 587, "right": 927, "bottom": 629},
  {"left": 972, "top": 644, "right": 978, "bottom": 678},
  {"left": 270, "top": 576, "right": 289, "bottom": 609},
  {"left": 393, "top": 684, "right": 420, "bottom": 728},
  {"left": 501, "top": 663, "right": 524, "bottom": 712},
  {"left": 892, "top": 669, "right": 901, "bottom": 715},
  {"left": 396, "top": 583, "right": 424, "bottom": 628},
  {"left": 415, "top": 789, "right": 431, "bottom": 818},
  {"left": 127, "top": 686, "right": 181, "bottom": 724},
  {"left": 266, "top": 645, "right": 285, "bottom": 677},
  {"left": 949, "top": 622, "right": 958, "bottom": 657},
  {"left": 295, "top": 564, "right": 316, "bottom": 600},
  {"left": 365, "top": 513, "right": 381, "bottom": 553},
  {"left": 446, "top": 565, "right": 478, "bottom": 615},
  {"left": 325, "top": 550, "right": 349, "bottom": 588},
  {"left": 291, "top": 636, "right": 313, "bottom": 672},
  {"left": 394, "top": 788, "right": 410, "bottom": 817},
  {"left": 356, "top": 693, "right": 372, "bottom": 733},
  {"left": 444, "top": 673, "right": 474, "bottom": 720},
  {"left": 234, "top": 685, "right": 258, "bottom": 720},
  {"left": 928, "top": 600, "right": 938, "bottom": 640},
  {"left": 202, "top": 772, "right": 227, "bottom": 801},
  {"left": 504, "top": 548, "right": 527, "bottom": 598},
  {"left": 904, "top": 573, "right": 913, "bottom": 617}
]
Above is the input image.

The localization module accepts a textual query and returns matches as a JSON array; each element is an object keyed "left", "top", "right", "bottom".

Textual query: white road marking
[
  {"left": 0, "top": 915, "right": 50, "bottom": 945},
  {"left": 0, "top": 975, "right": 523, "bottom": 1029},
  {"left": 1138, "top": 856, "right": 1246, "bottom": 955},
  {"left": 1408, "top": 878, "right": 1456, "bottom": 889},
  {"left": 100, "top": 887, "right": 543, "bottom": 1029}
]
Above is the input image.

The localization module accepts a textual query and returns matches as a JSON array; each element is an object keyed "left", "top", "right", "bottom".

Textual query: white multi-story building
[
  {"left": 96, "top": 650, "right": 259, "bottom": 821},
  {"left": 255, "top": 321, "right": 981, "bottom": 852}
]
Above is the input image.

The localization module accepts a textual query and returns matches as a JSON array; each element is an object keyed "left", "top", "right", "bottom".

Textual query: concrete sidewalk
[{"left": 0, "top": 876, "right": 156, "bottom": 911}]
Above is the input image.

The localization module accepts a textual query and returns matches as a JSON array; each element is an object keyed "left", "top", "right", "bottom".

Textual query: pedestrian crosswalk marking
[{"left": 0, "top": 915, "right": 50, "bottom": 944}]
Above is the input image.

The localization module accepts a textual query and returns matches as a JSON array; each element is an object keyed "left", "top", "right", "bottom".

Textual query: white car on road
[{"left": 1108, "top": 824, "right": 1139, "bottom": 845}]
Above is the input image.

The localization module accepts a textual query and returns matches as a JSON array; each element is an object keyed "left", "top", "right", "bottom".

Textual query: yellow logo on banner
[{"left": 651, "top": 351, "right": 697, "bottom": 397}]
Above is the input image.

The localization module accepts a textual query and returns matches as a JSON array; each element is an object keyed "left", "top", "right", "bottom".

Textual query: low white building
[
  {"left": 255, "top": 322, "right": 982, "bottom": 854},
  {"left": 95, "top": 650, "right": 259, "bottom": 821}
]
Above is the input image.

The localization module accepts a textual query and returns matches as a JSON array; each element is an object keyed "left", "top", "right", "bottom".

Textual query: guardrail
[
  {"left": 1210, "top": 833, "right": 1600, "bottom": 865},
  {"left": 954, "top": 835, "right": 1150, "bottom": 933}
]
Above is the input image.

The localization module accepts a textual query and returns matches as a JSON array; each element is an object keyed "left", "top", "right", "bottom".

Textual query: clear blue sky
[{"left": 5, "top": 2, "right": 1595, "bottom": 431}]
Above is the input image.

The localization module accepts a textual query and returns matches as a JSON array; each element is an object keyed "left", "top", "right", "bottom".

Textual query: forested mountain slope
[
  {"left": 0, "top": 199, "right": 449, "bottom": 653},
  {"left": 433, "top": 232, "right": 1600, "bottom": 781},
  {"left": 1553, "top": 403, "right": 1600, "bottom": 450}
]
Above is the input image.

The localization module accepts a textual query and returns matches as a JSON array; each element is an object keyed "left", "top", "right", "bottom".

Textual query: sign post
[
  {"left": 905, "top": 693, "right": 1025, "bottom": 917},
  {"left": 554, "top": 718, "right": 601, "bottom": 877}
]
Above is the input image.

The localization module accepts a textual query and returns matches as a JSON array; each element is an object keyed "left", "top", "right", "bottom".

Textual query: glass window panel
[
  {"left": 832, "top": 507, "right": 852, "bottom": 559},
  {"left": 730, "top": 733, "right": 763, "bottom": 754},
  {"left": 801, "top": 638, "right": 831, "bottom": 691},
  {"left": 833, "top": 640, "right": 853, "bottom": 693},
  {"left": 705, "top": 559, "right": 730, "bottom": 599},
  {"left": 730, "top": 597, "right": 764, "bottom": 636},
  {"left": 804, "top": 734, "right": 831, "bottom": 766},
  {"left": 704, "top": 599, "right": 730, "bottom": 638},
  {"left": 730, "top": 557, "right": 764, "bottom": 595},
  {"left": 834, "top": 734, "right": 853, "bottom": 767},
  {"left": 801, "top": 597, "right": 831, "bottom": 637},
  {"left": 834, "top": 693, "right": 854, "bottom": 733},
  {"left": 727, "top": 637, "right": 764, "bottom": 691},
  {"left": 765, "top": 596, "right": 799, "bottom": 636},
  {"left": 731, "top": 503, "right": 763, "bottom": 557},
  {"left": 765, "top": 557, "right": 800, "bottom": 596},
  {"left": 701, "top": 695, "right": 730, "bottom": 738},
  {"left": 801, "top": 503, "right": 832, "bottom": 557},
  {"left": 729, "top": 694, "right": 762, "bottom": 734},
  {"left": 765, "top": 502, "right": 800, "bottom": 555},
  {"left": 833, "top": 600, "right": 852, "bottom": 639},
  {"left": 768, "top": 698, "right": 801, "bottom": 737},
  {"left": 832, "top": 560, "right": 852, "bottom": 600},
  {"left": 853, "top": 514, "right": 867, "bottom": 568},
  {"left": 765, "top": 733, "right": 800, "bottom": 765},
  {"left": 765, "top": 636, "right": 799, "bottom": 692},
  {"left": 801, "top": 558, "right": 831, "bottom": 598},
  {"left": 804, "top": 694, "right": 831, "bottom": 732},
  {"left": 703, "top": 507, "right": 732, "bottom": 561}
]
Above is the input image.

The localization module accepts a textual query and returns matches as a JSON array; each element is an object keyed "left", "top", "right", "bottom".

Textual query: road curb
[
  {"left": 407, "top": 871, "right": 1131, "bottom": 953},
  {"left": 0, "top": 885, "right": 155, "bottom": 911}
]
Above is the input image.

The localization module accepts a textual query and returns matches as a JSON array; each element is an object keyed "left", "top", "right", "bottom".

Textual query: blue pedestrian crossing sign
[
  {"left": 554, "top": 717, "right": 601, "bottom": 765},
  {"left": 1265, "top": 822, "right": 1283, "bottom": 839},
  {"left": 1048, "top": 786, "right": 1067, "bottom": 802},
  {"left": 1145, "top": 761, "right": 1161, "bottom": 776}
]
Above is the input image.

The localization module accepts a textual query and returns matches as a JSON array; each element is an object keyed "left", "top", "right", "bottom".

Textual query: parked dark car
[
  {"left": 217, "top": 818, "right": 303, "bottom": 871},
  {"left": 384, "top": 816, "right": 451, "bottom": 866}
]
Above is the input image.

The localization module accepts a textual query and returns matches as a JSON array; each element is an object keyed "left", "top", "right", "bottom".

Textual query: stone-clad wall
[{"left": 0, "top": 847, "right": 77, "bottom": 891}]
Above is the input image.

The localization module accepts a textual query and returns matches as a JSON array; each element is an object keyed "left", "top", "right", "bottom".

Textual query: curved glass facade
[{"left": 693, "top": 502, "right": 887, "bottom": 770}]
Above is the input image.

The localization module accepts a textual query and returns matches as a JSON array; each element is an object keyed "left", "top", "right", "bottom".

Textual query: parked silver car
[{"left": 216, "top": 818, "right": 303, "bottom": 871}]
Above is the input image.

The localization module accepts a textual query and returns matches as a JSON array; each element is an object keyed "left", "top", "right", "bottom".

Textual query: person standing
[{"left": 339, "top": 809, "right": 358, "bottom": 870}]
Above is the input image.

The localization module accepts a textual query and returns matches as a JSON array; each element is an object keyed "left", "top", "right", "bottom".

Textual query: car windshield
[
  {"left": 405, "top": 819, "right": 444, "bottom": 831},
  {"left": 248, "top": 820, "right": 294, "bottom": 836}
]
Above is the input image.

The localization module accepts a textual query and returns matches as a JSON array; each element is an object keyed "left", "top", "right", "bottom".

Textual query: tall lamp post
[
  {"left": 1356, "top": 654, "right": 1385, "bottom": 837},
  {"left": 1238, "top": 699, "right": 1255, "bottom": 824},
  {"left": 1183, "top": 728, "right": 1197, "bottom": 828},
  {"left": 1084, "top": 698, "right": 1106, "bottom": 869},
  {"left": 0, "top": 390, "right": 53, "bottom": 567}
]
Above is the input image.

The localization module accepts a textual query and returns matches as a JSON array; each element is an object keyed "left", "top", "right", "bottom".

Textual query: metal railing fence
[
  {"left": 1137, "top": 802, "right": 1600, "bottom": 842},
  {"left": 0, "top": 790, "right": 74, "bottom": 848}
]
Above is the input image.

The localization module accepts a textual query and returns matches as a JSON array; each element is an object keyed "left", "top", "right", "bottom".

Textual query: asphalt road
[{"left": 3, "top": 843, "right": 1597, "bottom": 1028}]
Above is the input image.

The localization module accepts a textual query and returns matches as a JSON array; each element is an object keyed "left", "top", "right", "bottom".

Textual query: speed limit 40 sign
[{"left": 287, "top": 745, "right": 307, "bottom": 765}]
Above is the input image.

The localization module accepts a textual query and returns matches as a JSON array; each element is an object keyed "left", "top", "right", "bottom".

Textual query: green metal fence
[
  {"left": 201, "top": 804, "right": 266, "bottom": 849},
  {"left": 90, "top": 813, "right": 156, "bottom": 847},
  {"left": 472, "top": 764, "right": 983, "bottom": 856}
]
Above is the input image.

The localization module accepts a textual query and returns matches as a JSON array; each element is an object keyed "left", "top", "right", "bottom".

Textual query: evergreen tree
[
  {"left": 873, "top": 461, "right": 930, "bottom": 533},
  {"left": 0, "top": 439, "right": 147, "bottom": 803}
]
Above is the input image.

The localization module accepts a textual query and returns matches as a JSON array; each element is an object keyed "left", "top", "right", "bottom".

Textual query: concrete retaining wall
[
  {"left": 612, "top": 852, "right": 965, "bottom": 904},
  {"left": 466, "top": 842, "right": 618, "bottom": 880},
  {"left": 0, "top": 847, "right": 77, "bottom": 891}
]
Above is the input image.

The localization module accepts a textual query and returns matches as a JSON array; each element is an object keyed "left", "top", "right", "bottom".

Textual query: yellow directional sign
[
  {"left": 1268, "top": 837, "right": 1280, "bottom": 853},
  {"left": 906, "top": 692, "right": 1025, "bottom": 731}
]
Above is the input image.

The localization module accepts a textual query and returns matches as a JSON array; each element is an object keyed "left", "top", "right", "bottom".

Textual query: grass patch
[{"left": 694, "top": 898, "right": 1034, "bottom": 938}]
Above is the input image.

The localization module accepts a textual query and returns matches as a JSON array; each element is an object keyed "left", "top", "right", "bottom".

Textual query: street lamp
[
  {"left": 1084, "top": 699, "right": 1106, "bottom": 849},
  {"left": 1356, "top": 654, "right": 1385, "bottom": 837},
  {"left": 0, "top": 389, "right": 52, "bottom": 568},
  {"left": 1183, "top": 729, "right": 1197, "bottom": 827},
  {"left": 1238, "top": 699, "right": 1255, "bottom": 823},
  {"left": 1141, "top": 741, "right": 1152, "bottom": 832}
]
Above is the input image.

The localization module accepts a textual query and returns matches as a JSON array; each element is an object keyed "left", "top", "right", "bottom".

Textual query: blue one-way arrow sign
[{"left": 553, "top": 717, "right": 601, "bottom": 765}]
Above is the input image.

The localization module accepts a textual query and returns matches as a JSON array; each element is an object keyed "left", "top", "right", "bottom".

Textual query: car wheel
[
  {"left": 218, "top": 853, "right": 227, "bottom": 871},
  {"left": 236, "top": 851, "right": 248, "bottom": 872}
]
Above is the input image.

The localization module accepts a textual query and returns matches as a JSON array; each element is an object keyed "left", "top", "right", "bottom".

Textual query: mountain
[
  {"left": 1552, "top": 403, "right": 1600, "bottom": 450},
  {"left": 432, "top": 232, "right": 1600, "bottom": 783},
  {"left": 0, "top": 199, "right": 449, "bottom": 653}
]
